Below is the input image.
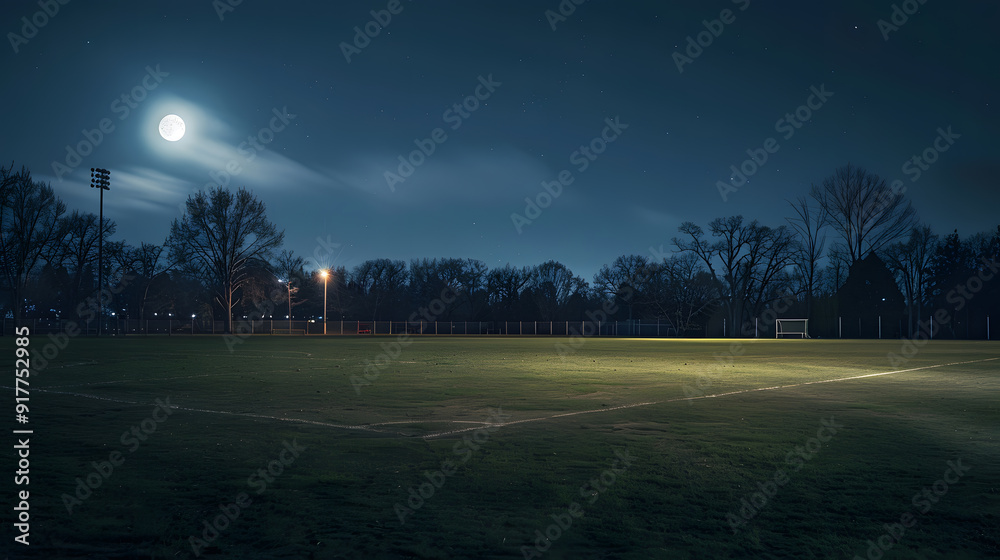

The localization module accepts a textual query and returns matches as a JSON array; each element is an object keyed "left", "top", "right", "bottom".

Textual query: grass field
[{"left": 4, "top": 335, "right": 999, "bottom": 559}]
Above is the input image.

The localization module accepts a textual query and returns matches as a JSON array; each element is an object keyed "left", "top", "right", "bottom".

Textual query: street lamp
[
  {"left": 320, "top": 269, "right": 330, "bottom": 335},
  {"left": 281, "top": 279, "right": 291, "bottom": 332},
  {"left": 90, "top": 167, "right": 110, "bottom": 336}
]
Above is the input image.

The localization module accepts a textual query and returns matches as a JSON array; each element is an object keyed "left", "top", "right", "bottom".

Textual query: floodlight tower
[{"left": 90, "top": 168, "right": 111, "bottom": 336}]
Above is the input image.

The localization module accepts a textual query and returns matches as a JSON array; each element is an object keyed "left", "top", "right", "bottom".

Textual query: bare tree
[
  {"left": 675, "top": 216, "right": 797, "bottom": 335},
  {"left": 410, "top": 258, "right": 488, "bottom": 319},
  {"left": 527, "top": 260, "right": 587, "bottom": 321},
  {"left": 592, "top": 254, "right": 651, "bottom": 320},
  {"left": 786, "top": 196, "right": 827, "bottom": 317},
  {"left": 647, "top": 253, "right": 718, "bottom": 334},
  {"left": 274, "top": 249, "right": 307, "bottom": 317},
  {"left": 167, "top": 187, "right": 284, "bottom": 333},
  {"left": 811, "top": 164, "right": 916, "bottom": 264},
  {"left": 0, "top": 165, "right": 67, "bottom": 323},
  {"left": 486, "top": 264, "right": 530, "bottom": 319},
  {"left": 823, "top": 243, "right": 851, "bottom": 295},
  {"left": 350, "top": 258, "right": 408, "bottom": 320},
  {"left": 883, "top": 225, "right": 937, "bottom": 337},
  {"left": 52, "top": 210, "right": 116, "bottom": 306}
]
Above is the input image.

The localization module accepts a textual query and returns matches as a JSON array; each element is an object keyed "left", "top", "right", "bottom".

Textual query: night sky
[{"left": 3, "top": 0, "right": 997, "bottom": 281}]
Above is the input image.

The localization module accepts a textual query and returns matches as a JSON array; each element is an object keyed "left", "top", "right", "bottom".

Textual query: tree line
[{"left": 2, "top": 162, "right": 997, "bottom": 337}]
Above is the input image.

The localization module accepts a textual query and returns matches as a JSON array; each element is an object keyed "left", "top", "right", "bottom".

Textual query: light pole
[
  {"left": 90, "top": 168, "right": 110, "bottom": 336},
  {"left": 282, "top": 279, "right": 292, "bottom": 332},
  {"left": 320, "top": 269, "right": 329, "bottom": 335}
]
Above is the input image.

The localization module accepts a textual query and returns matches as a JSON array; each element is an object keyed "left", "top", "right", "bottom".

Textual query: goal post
[{"left": 775, "top": 318, "right": 809, "bottom": 339}]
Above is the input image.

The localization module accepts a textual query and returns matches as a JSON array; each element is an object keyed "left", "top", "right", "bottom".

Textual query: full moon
[{"left": 158, "top": 114, "right": 186, "bottom": 141}]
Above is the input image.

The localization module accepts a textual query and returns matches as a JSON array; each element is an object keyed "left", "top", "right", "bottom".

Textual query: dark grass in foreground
[{"left": 3, "top": 336, "right": 999, "bottom": 559}]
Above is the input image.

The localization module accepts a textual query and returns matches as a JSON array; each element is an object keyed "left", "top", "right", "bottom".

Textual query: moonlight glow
[{"left": 158, "top": 114, "right": 185, "bottom": 141}]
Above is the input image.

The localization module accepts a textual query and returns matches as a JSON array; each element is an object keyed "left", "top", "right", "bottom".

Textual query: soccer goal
[{"left": 775, "top": 318, "right": 809, "bottom": 338}]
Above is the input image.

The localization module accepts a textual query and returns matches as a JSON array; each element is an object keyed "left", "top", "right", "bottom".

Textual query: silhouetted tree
[
  {"left": 349, "top": 258, "right": 407, "bottom": 320},
  {"left": 883, "top": 225, "right": 937, "bottom": 336},
  {"left": 526, "top": 261, "right": 587, "bottom": 321},
  {"left": 786, "top": 196, "right": 827, "bottom": 318},
  {"left": 675, "top": 216, "right": 797, "bottom": 335},
  {"left": 0, "top": 164, "right": 66, "bottom": 323},
  {"left": 836, "top": 253, "right": 906, "bottom": 338},
  {"left": 52, "top": 210, "right": 116, "bottom": 307},
  {"left": 593, "top": 254, "right": 651, "bottom": 320},
  {"left": 274, "top": 249, "right": 307, "bottom": 318},
  {"left": 811, "top": 164, "right": 916, "bottom": 264},
  {"left": 486, "top": 264, "right": 531, "bottom": 320},
  {"left": 646, "top": 253, "right": 718, "bottom": 334},
  {"left": 167, "top": 187, "right": 284, "bottom": 333}
]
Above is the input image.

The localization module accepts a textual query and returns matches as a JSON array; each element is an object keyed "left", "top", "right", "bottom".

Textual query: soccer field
[{"left": 7, "top": 336, "right": 1000, "bottom": 559}]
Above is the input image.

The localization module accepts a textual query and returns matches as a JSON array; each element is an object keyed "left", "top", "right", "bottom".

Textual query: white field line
[
  {"left": 419, "top": 356, "right": 1000, "bottom": 439},
  {"left": 6, "top": 357, "right": 997, "bottom": 439},
  {"left": 43, "top": 373, "right": 220, "bottom": 389}
]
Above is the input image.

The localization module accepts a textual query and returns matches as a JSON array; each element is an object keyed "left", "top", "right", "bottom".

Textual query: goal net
[{"left": 775, "top": 319, "right": 809, "bottom": 338}]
